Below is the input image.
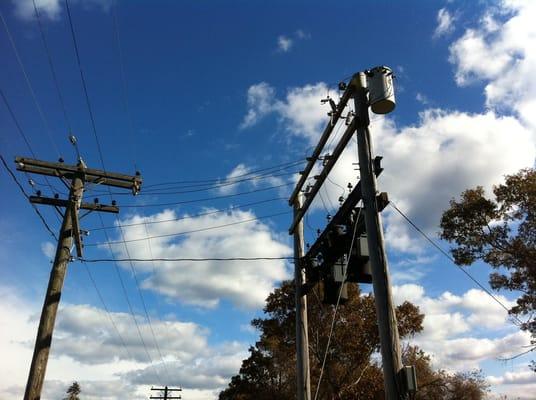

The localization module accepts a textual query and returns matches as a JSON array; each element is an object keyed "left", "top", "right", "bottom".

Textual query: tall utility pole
[
  {"left": 16, "top": 156, "right": 142, "bottom": 400},
  {"left": 289, "top": 67, "right": 411, "bottom": 399},
  {"left": 293, "top": 193, "right": 311, "bottom": 400},
  {"left": 150, "top": 386, "right": 182, "bottom": 400},
  {"left": 353, "top": 72, "right": 403, "bottom": 399}
]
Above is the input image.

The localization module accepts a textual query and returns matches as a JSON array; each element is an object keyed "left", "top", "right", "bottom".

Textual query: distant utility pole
[
  {"left": 289, "top": 67, "right": 414, "bottom": 399},
  {"left": 16, "top": 156, "right": 142, "bottom": 400},
  {"left": 150, "top": 386, "right": 182, "bottom": 400}
]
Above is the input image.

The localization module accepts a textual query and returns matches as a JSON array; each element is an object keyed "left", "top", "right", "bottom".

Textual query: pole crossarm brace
[
  {"left": 288, "top": 81, "right": 355, "bottom": 206},
  {"left": 16, "top": 157, "right": 142, "bottom": 194},
  {"left": 289, "top": 119, "right": 357, "bottom": 234},
  {"left": 29, "top": 196, "right": 120, "bottom": 213}
]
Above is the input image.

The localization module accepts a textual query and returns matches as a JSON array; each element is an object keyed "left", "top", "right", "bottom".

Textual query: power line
[
  {"left": 110, "top": 0, "right": 138, "bottom": 171},
  {"left": 119, "top": 181, "right": 302, "bottom": 208},
  {"left": 97, "top": 213, "right": 163, "bottom": 385},
  {"left": 84, "top": 210, "right": 291, "bottom": 246},
  {"left": 81, "top": 260, "right": 134, "bottom": 361},
  {"left": 64, "top": 0, "right": 107, "bottom": 169},
  {"left": 388, "top": 200, "right": 523, "bottom": 327},
  {"left": 1, "top": 88, "right": 35, "bottom": 157},
  {"left": 0, "top": 154, "right": 58, "bottom": 240},
  {"left": 104, "top": 169, "right": 300, "bottom": 196},
  {"left": 88, "top": 197, "right": 286, "bottom": 231},
  {"left": 81, "top": 256, "right": 294, "bottom": 263},
  {"left": 143, "top": 159, "right": 305, "bottom": 189},
  {"left": 32, "top": 0, "right": 72, "bottom": 134},
  {"left": 64, "top": 0, "right": 169, "bottom": 382},
  {"left": 0, "top": 9, "right": 60, "bottom": 157}
]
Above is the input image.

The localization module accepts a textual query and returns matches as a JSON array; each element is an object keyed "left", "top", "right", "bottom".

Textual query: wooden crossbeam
[{"left": 29, "top": 196, "right": 119, "bottom": 213}]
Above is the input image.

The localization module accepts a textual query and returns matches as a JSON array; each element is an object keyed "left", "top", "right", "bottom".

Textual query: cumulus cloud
[
  {"left": 276, "top": 30, "right": 310, "bottom": 53},
  {"left": 449, "top": 0, "right": 536, "bottom": 130},
  {"left": 123, "top": 341, "right": 246, "bottom": 390},
  {"left": 394, "top": 284, "right": 530, "bottom": 370},
  {"left": 0, "top": 286, "right": 247, "bottom": 399},
  {"left": 240, "top": 81, "right": 331, "bottom": 142},
  {"left": 434, "top": 8, "right": 456, "bottom": 38},
  {"left": 217, "top": 164, "right": 252, "bottom": 195},
  {"left": 52, "top": 303, "right": 209, "bottom": 364},
  {"left": 104, "top": 208, "right": 292, "bottom": 308},
  {"left": 41, "top": 241, "right": 55, "bottom": 259},
  {"left": 240, "top": 82, "right": 276, "bottom": 128}
]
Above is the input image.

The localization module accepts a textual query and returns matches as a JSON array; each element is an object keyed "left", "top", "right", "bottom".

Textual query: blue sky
[{"left": 1, "top": 0, "right": 535, "bottom": 399}]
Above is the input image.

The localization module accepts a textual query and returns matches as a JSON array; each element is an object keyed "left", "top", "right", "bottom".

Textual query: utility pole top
[{"left": 15, "top": 156, "right": 142, "bottom": 194}]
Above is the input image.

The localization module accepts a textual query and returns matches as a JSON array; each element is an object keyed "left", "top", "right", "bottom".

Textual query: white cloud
[
  {"left": 449, "top": 0, "right": 536, "bottom": 130},
  {"left": 41, "top": 241, "right": 55, "bottom": 259},
  {"left": 488, "top": 368, "right": 536, "bottom": 400},
  {"left": 415, "top": 92, "right": 429, "bottom": 105},
  {"left": 276, "top": 30, "right": 310, "bottom": 53},
  {"left": 434, "top": 8, "right": 456, "bottom": 38},
  {"left": 13, "top": 0, "right": 113, "bottom": 21},
  {"left": 0, "top": 285, "right": 248, "bottom": 399},
  {"left": 488, "top": 370, "right": 536, "bottom": 386},
  {"left": 13, "top": 0, "right": 62, "bottom": 21},
  {"left": 240, "top": 82, "right": 276, "bottom": 129},
  {"left": 394, "top": 284, "right": 531, "bottom": 370},
  {"left": 104, "top": 208, "right": 292, "bottom": 308},
  {"left": 241, "top": 81, "right": 331, "bottom": 143},
  {"left": 217, "top": 164, "right": 251, "bottom": 195},
  {"left": 277, "top": 35, "right": 293, "bottom": 52}
]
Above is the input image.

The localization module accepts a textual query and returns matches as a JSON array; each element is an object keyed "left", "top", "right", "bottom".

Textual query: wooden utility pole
[
  {"left": 289, "top": 67, "right": 411, "bottom": 399},
  {"left": 352, "top": 72, "right": 403, "bottom": 399},
  {"left": 150, "top": 386, "right": 182, "bottom": 399},
  {"left": 293, "top": 193, "right": 311, "bottom": 400},
  {"left": 16, "top": 156, "right": 142, "bottom": 400}
]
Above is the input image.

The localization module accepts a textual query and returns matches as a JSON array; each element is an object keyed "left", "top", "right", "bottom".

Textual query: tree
[
  {"left": 439, "top": 168, "right": 536, "bottom": 366},
  {"left": 219, "top": 281, "right": 488, "bottom": 399},
  {"left": 63, "top": 382, "right": 81, "bottom": 400}
]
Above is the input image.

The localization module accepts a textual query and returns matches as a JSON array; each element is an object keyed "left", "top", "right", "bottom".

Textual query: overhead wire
[
  {"left": 88, "top": 197, "right": 286, "bottom": 231},
  {"left": 388, "top": 200, "right": 524, "bottom": 327},
  {"left": 110, "top": 0, "right": 138, "bottom": 172},
  {"left": 97, "top": 214, "right": 164, "bottom": 385},
  {"left": 32, "top": 0, "right": 72, "bottom": 134},
  {"left": 104, "top": 169, "right": 300, "bottom": 196},
  {"left": 1, "top": 154, "right": 58, "bottom": 240},
  {"left": 81, "top": 260, "right": 135, "bottom": 361},
  {"left": 84, "top": 210, "right": 291, "bottom": 246},
  {"left": 0, "top": 9, "right": 60, "bottom": 157},
  {"left": 143, "top": 159, "right": 305, "bottom": 189},
  {"left": 118, "top": 181, "right": 304, "bottom": 208},
  {"left": 0, "top": 88, "right": 62, "bottom": 222},
  {"left": 64, "top": 0, "right": 169, "bottom": 382},
  {"left": 81, "top": 256, "right": 295, "bottom": 263}
]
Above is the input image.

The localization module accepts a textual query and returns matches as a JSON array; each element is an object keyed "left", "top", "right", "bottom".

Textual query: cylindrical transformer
[{"left": 367, "top": 66, "right": 395, "bottom": 114}]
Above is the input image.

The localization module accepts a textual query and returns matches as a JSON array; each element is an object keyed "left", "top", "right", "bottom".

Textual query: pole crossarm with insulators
[
  {"left": 288, "top": 66, "right": 416, "bottom": 399},
  {"left": 150, "top": 386, "right": 182, "bottom": 400},
  {"left": 17, "top": 156, "right": 142, "bottom": 400}
]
